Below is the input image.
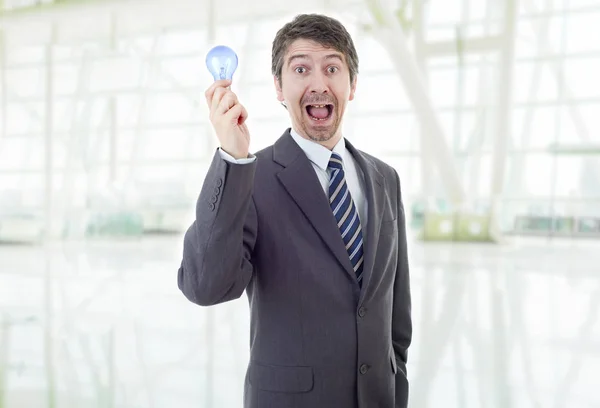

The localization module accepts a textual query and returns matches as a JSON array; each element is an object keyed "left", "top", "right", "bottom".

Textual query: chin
[
  {"left": 305, "top": 127, "right": 340, "bottom": 143},
  {"left": 300, "top": 111, "right": 341, "bottom": 143}
]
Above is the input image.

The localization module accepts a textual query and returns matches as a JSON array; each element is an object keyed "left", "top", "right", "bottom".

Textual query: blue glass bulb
[{"left": 206, "top": 45, "right": 238, "bottom": 81}]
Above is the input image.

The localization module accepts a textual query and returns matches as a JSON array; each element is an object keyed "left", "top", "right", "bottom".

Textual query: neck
[{"left": 320, "top": 134, "right": 342, "bottom": 150}]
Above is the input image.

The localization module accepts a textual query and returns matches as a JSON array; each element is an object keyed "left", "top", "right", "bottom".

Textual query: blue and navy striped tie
[{"left": 328, "top": 152, "right": 365, "bottom": 286}]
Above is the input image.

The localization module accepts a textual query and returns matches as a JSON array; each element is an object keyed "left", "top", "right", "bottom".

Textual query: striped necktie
[{"left": 328, "top": 152, "right": 365, "bottom": 286}]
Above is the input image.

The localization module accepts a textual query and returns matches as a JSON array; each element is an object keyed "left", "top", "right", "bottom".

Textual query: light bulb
[{"left": 206, "top": 45, "right": 238, "bottom": 81}]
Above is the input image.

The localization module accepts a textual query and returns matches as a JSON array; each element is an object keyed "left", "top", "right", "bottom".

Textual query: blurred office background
[{"left": 0, "top": 0, "right": 599, "bottom": 406}]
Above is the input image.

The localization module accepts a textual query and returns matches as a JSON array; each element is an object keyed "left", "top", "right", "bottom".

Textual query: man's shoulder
[
  {"left": 249, "top": 145, "right": 278, "bottom": 176},
  {"left": 355, "top": 148, "right": 399, "bottom": 179},
  {"left": 354, "top": 149, "right": 404, "bottom": 200},
  {"left": 253, "top": 144, "right": 275, "bottom": 162}
]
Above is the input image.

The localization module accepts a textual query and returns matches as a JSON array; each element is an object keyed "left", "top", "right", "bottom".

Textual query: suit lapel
[
  {"left": 345, "top": 139, "right": 385, "bottom": 299},
  {"left": 274, "top": 130, "right": 356, "bottom": 280}
]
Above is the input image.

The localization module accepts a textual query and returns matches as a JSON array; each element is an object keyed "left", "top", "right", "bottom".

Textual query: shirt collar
[{"left": 289, "top": 128, "right": 347, "bottom": 172}]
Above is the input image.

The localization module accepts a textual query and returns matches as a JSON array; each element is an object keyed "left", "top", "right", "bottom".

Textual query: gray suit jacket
[{"left": 178, "top": 129, "right": 412, "bottom": 408}]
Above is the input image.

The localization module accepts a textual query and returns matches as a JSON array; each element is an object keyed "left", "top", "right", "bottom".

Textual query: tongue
[{"left": 307, "top": 105, "right": 329, "bottom": 119}]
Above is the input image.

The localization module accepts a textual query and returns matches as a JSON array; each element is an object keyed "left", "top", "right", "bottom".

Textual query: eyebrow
[{"left": 287, "top": 53, "right": 344, "bottom": 67}]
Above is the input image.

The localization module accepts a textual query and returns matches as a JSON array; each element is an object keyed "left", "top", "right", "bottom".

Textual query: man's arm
[
  {"left": 177, "top": 149, "right": 257, "bottom": 306},
  {"left": 392, "top": 169, "right": 412, "bottom": 405}
]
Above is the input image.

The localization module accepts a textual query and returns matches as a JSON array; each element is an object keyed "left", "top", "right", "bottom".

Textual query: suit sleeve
[
  {"left": 392, "top": 169, "right": 412, "bottom": 397},
  {"left": 177, "top": 149, "right": 258, "bottom": 306}
]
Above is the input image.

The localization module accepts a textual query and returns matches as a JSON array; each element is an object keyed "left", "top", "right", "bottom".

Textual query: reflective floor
[{"left": 0, "top": 233, "right": 599, "bottom": 408}]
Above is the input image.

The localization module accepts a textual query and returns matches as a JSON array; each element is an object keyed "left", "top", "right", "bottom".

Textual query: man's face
[{"left": 274, "top": 39, "right": 357, "bottom": 148}]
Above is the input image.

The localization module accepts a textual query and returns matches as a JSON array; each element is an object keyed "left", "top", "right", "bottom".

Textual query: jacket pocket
[{"left": 249, "top": 361, "right": 314, "bottom": 393}]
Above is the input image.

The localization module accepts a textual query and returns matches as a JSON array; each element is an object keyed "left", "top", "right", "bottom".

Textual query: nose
[{"left": 309, "top": 71, "right": 329, "bottom": 94}]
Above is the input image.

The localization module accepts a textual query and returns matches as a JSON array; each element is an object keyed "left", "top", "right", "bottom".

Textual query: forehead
[{"left": 284, "top": 38, "right": 346, "bottom": 63}]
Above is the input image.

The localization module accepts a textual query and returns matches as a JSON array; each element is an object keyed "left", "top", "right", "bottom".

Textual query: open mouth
[{"left": 306, "top": 104, "right": 333, "bottom": 121}]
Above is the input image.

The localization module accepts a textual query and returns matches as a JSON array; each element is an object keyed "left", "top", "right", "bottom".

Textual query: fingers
[
  {"left": 206, "top": 81, "right": 240, "bottom": 120},
  {"left": 223, "top": 103, "right": 245, "bottom": 125},
  {"left": 239, "top": 104, "right": 248, "bottom": 125},
  {"left": 205, "top": 80, "right": 247, "bottom": 128},
  {"left": 204, "top": 79, "right": 231, "bottom": 106},
  {"left": 211, "top": 87, "right": 226, "bottom": 113},
  {"left": 216, "top": 91, "right": 238, "bottom": 115}
]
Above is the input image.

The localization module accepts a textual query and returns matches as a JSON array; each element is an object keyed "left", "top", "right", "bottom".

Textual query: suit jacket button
[
  {"left": 216, "top": 178, "right": 223, "bottom": 187},
  {"left": 358, "top": 307, "right": 366, "bottom": 317},
  {"left": 209, "top": 203, "right": 215, "bottom": 211},
  {"left": 210, "top": 195, "right": 218, "bottom": 204},
  {"left": 360, "top": 364, "right": 369, "bottom": 374}
]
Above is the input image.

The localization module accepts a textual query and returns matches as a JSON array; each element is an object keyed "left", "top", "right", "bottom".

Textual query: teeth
[{"left": 306, "top": 104, "right": 332, "bottom": 121}]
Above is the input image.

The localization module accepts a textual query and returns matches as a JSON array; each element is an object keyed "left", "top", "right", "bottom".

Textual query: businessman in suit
[{"left": 178, "top": 13, "right": 412, "bottom": 408}]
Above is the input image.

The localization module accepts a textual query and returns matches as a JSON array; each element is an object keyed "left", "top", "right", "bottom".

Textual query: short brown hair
[{"left": 271, "top": 14, "right": 359, "bottom": 84}]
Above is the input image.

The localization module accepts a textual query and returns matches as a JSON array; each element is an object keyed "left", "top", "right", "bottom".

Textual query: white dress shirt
[{"left": 219, "top": 129, "right": 369, "bottom": 235}]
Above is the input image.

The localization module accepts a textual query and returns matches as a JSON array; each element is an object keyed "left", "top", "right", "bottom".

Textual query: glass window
[
  {"left": 564, "top": 57, "right": 600, "bottom": 99},
  {"left": 157, "top": 55, "right": 205, "bottom": 88},
  {"left": 352, "top": 73, "right": 410, "bottom": 112},
  {"left": 566, "top": 10, "right": 600, "bottom": 52},
  {"left": 6, "top": 67, "right": 44, "bottom": 98},
  {"left": 554, "top": 156, "right": 584, "bottom": 196},
  {"left": 4, "top": 45, "right": 44, "bottom": 66},
  {"left": 354, "top": 36, "right": 395, "bottom": 75},
  {"left": 428, "top": 67, "right": 458, "bottom": 107},
  {"left": 158, "top": 29, "right": 205, "bottom": 56},
  {"left": 511, "top": 106, "right": 560, "bottom": 149},
  {"left": 514, "top": 62, "right": 559, "bottom": 102},
  {"left": 6, "top": 102, "right": 44, "bottom": 135},
  {"left": 562, "top": 104, "right": 600, "bottom": 142},
  {"left": 238, "top": 46, "right": 272, "bottom": 84},
  {"left": 89, "top": 57, "right": 142, "bottom": 92},
  {"left": 239, "top": 84, "right": 284, "bottom": 122},
  {"left": 522, "top": 153, "right": 556, "bottom": 196},
  {"left": 347, "top": 113, "right": 419, "bottom": 154},
  {"left": 144, "top": 93, "right": 197, "bottom": 124},
  {"left": 516, "top": 17, "right": 565, "bottom": 58},
  {"left": 425, "top": 0, "right": 464, "bottom": 25},
  {"left": 245, "top": 116, "right": 290, "bottom": 152},
  {"left": 0, "top": 138, "right": 41, "bottom": 169}
]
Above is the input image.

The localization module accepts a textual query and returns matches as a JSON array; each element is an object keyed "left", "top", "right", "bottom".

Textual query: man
[{"left": 178, "top": 13, "right": 412, "bottom": 408}]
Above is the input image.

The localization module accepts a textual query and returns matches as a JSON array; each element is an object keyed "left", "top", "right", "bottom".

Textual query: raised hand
[{"left": 205, "top": 79, "right": 250, "bottom": 160}]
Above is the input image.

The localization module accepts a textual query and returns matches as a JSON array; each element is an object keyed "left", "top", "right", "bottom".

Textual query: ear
[
  {"left": 274, "top": 76, "right": 284, "bottom": 102},
  {"left": 349, "top": 76, "right": 357, "bottom": 101}
]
